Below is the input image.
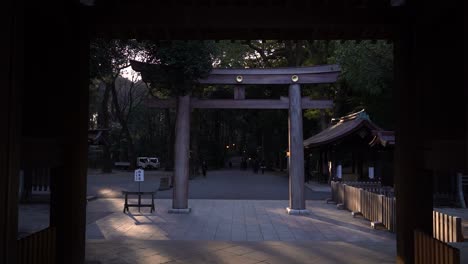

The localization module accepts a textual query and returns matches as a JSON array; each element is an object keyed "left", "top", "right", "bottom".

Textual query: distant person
[
  {"left": 253, "top": 159, "right": 259, "bottom": 174},
  {"left": 229, "top": 160, "right": 232, "bottom": 169},
  {"left": 202, "top": 160, "right": 207, "bottom": 178},
  {"left": 260, "top": 160, "right": 266, "bottom": 174},
  {"left": 241, "top": 159, "right": 247, "bottom": 170}
]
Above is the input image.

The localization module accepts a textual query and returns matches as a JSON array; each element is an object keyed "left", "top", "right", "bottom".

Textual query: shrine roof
[
  {"left": 303, "top": 110, "right": 383, "bottom": 148},
  {"left": 369, "top": 130, "right": 395, "bottom": 147}
]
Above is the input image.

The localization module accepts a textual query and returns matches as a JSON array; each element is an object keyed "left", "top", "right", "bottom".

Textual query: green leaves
[
  {"left": 146, "top": 41, "right": 217, "bottom": 96},
  {"left": 330, "top": 40, "right": 393, "bottom": 96},
  {"left": 330, "top": 40, "right": 394, "bottom": 129}
]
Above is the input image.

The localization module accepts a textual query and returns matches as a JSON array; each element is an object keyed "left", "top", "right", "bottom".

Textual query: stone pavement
[
  {"left": 88, "top": 169, "right": 330, "bottom": 200},
  {"left": 86, "top": 199, "right": 396, "bottom": 263},
  {"left": 305, "top": 181, "right": 331, "bottom": 192},
  {"left": 18, "top": 203, "right": 49, "bottom": 238},
  {"left": 86, "top": 199, "right": 395, "bottom": 242},
  {"left": 86, "top": 240, "right": 396, "bottom": 264}
]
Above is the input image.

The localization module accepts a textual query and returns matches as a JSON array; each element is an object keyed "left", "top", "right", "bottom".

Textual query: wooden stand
[{"left": 122, "top": 191, "right": 156, "bottom": 213}]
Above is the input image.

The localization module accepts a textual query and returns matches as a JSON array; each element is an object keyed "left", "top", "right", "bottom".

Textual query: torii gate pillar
[
  {"left": 287, "top": 83, "right": 308, "bottom": 214},
  {"left": 169, "top": 95, "right": 191, "bottom": 213}
]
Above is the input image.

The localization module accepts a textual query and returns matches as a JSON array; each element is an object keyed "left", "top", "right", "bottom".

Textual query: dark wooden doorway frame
[{"left": 5, "top": 2, "right": 464, "bottom": 264}]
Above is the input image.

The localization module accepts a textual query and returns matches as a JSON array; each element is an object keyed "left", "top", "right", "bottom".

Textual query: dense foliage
[{"left": 88, "top": 39, "right": 394, "bottom": 171}]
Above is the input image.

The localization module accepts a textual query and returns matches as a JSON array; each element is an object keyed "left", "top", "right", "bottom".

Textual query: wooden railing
[
  {"left": 414, "top": 230, "right": 460, "bottom": 264},
  {"left": 339, "top": 180, "right": 395, "bottom": 197},
  {"left": 17, "top": 227, "right": 56, "bottom": 264},
  {"left": 359, "top": 189, "right": 382, "bottom": 223},
  {"left": 433, "top": 211, "right": 464, "bottom": 243},
  {"left": 331, "top": 181, "right": 344, "bottom": 204},
  {"left": 331, "top": 181, "right": 397, "bottom": 232},
  {"left": 343, "top": 185, "right": 360, "bottom": 213},
  {"left": 331, "top": 181, "right": 464, "bottom": 237},
  {"left": 382, "top": 195, "right": 397, "bottom": 233},
  {"left": 31, "top": 168, "right": 51, "bottom": 192},
  {"left": 341, "top": 181, "right": 381, "bottom": 191}
]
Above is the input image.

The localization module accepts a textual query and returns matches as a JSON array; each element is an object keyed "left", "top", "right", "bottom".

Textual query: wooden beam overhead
[
  {"left": 198, "top": 71, "right": 339, "bottom": 84},
  {"left": 131, "top": 60, "right": 341, "bottom": 85},
  {"left": 144, "top": 98, "right": 333, "bottom": 109}
]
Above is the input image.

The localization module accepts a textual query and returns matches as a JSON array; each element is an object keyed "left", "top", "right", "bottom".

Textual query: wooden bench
[{"left": 122, "top": 191, "right": 156, "bottom": 213}]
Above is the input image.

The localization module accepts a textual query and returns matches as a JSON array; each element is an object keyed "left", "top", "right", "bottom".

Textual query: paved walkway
[
  {"left": 86, "top": 240, "right": 395, "bottom": 264},
  {"left": 88, "top": 169, "right": 330, "bottom": 200},
  {"left": 86, "top": 199, "right": 395, "bottom": 263}
]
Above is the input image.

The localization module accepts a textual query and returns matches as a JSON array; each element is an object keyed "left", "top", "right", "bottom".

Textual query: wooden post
[
  {"left": 1, "top": 7, "right": 22, "bottom": 263},
  {"left": 170, "top": 95, "right": 191, "bottom": 213},
  {"left": 234, "top": 85, "right": 246, "bottom": 100},
  {"left": 394, "top": 29, "right": 432, "bottom": 264},
  {"left": 286, "top": 83, "right": 308, "bottom": 214}
]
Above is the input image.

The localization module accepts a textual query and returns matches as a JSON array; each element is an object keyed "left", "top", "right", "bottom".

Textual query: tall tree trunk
[
  {"left": 110, "top": 78, "right": 136, "bottom": 169},
  {"left": 214, "top": 111, "right": 221, "bottom": 168},
  {"left": 98, "top": 82, "right": 112, "bottom": 172},
  {"left": 164, "top": 108, "right": 174, "bottom": 170},
  {"left": 124, "top": 127, "right": 136, "bottom": 169}
]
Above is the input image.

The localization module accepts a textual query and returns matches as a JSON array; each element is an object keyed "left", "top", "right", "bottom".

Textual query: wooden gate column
[
  {"left": 1, "top": 6, "right": 22, "bottom": 263},
  {"left": 170, "top": 95, "right": 191, "bottom": 213},
  {"left": 287, "top": 83, "right": 308, "bottom": 214}
]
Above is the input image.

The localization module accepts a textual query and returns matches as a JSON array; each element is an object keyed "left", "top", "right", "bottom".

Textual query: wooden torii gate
[{"left": 131, "top": 61, "right": 340, "bottom": 214}]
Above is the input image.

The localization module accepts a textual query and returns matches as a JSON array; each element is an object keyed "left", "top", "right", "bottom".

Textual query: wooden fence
[
  {"left": 339, "top": 181, "right": 395, "bottom": 197},
  {"left": 331, "top": 182, "right": 465, "bottom": 236},
  {"left": 343, "top": 185, "right": 360, "bottom": 213},
  {"left": 331, "top": 181, "right": 397, "bottom": 232},
  {"left": 31, "top": 168, "right": 51, "bottom": 192},
  {"left": 331, "top": 181, "right": 345, "bottom": 204},
  {"left": 433, "top": 211, "right": 464, "bottom": 243},
  {"left": 341, "top": 181, "right": 381, "bottom": 192},
  {"left": 414, "top": 230, "right": 460, "bottom": 264},
  {"left": 382, "top": 195, "right": 397, "bottom": 232},
  {"left": 17, "top": 227, "right": 56, "bottom": 264}
]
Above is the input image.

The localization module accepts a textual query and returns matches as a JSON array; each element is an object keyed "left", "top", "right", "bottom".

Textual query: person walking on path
[
  {"left": 260, "top": 160, "right": 266, "bottom": 174},
  {"left": 253, "top": 158, "right": 259, "bottom": 174},
  {"left": 202, "top": 160, "right": 208, "bottom": 178}
]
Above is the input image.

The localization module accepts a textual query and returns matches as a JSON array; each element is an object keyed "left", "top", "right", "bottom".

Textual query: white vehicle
[
  {"left": 115, "top": 157, "right": 160, "bottom": 170},
  {"left": 148, "top": 157, "right": 160, "bottom": 169},
  {"left": 137, "top": 157, "right": 160, "bottom": 170},
  {"left": 137, "top": 157, "right": 150, "bottom": 169}
]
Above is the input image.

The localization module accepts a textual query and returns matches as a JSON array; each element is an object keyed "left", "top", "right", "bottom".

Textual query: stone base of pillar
[
  {"left": 168, "top": 208, "right": 191, "bottom": 214},
  {"left": 286, "top": 207, "right": 310, "bottom": 215}
]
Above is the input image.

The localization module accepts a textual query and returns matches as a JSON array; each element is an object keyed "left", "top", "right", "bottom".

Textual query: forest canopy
[{"left": 89, "top": 40, "right": 393, "bottom": 171}]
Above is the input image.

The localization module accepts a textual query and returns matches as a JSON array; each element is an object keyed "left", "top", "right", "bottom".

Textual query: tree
[
  {"left": 330, "top": 40, "right": 394, "bottom": 129},
  {"left": 89, "top": 39, "right": 147, "bottom": 170},
  {"left": 141, "top": 41, "right": 218, "bottom": 169}
]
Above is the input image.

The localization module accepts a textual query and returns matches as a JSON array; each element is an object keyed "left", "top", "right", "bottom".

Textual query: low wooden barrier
[
  {"left": 330, "top": 181, "right": 344, "bottom": 204},
  {"left": 337, "top": 182, "right": 345, "bottom": 204},
  {"left": 382, "top": 196, "right": 397, "bottom": 232},
  {"left": 331, "top": 181, "right": 397, "bottom": 231},
  {"left": 331, "top": 182, "right": 464, "bottom": 237},
  {"left": 341, "top": 181, "right": 381, "bottom": 192},
  {"left": 433, "top": 211, "right": 464, "bottom": 243},
  {"left": 344, "top": 185, "right": 361, "bottom": 213},
  {"left": 360, "top": 189, "right": 383, "bottom": 224},
  {"left": 17, "top": 227, "right": 56, "bottom": 264},
  {"left": 414, "top": 230, "right": 460, "bottom": 264},
  {"left": 31, "top": 168, "right": 51, "bottom": 192}
]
